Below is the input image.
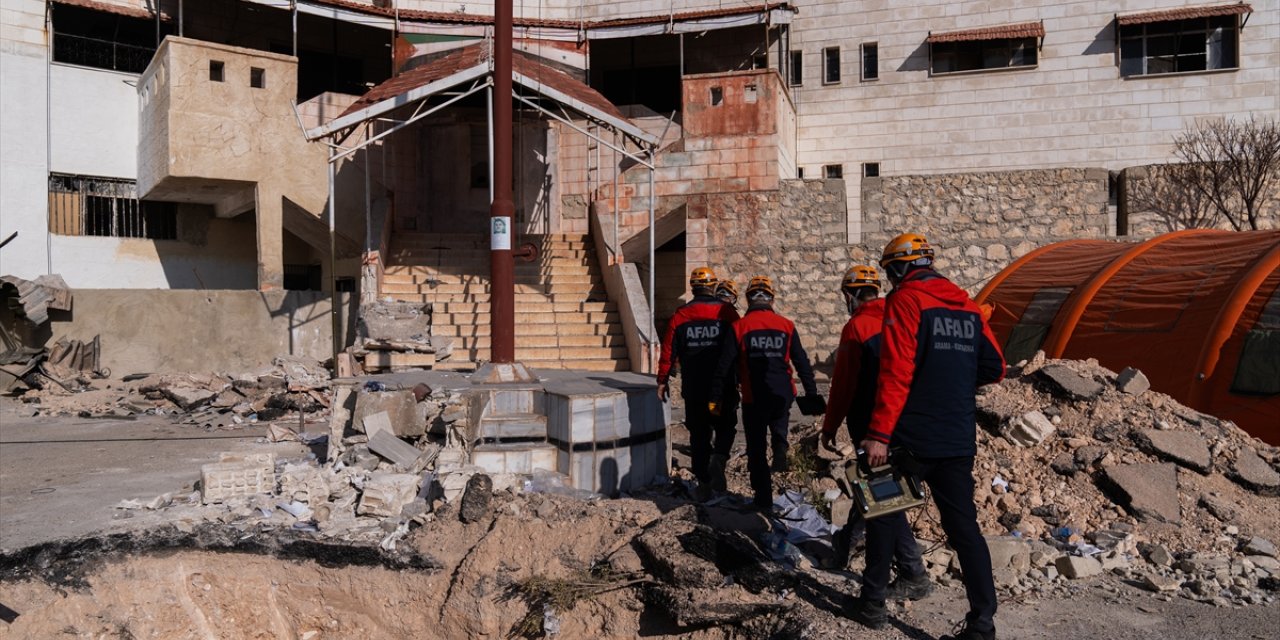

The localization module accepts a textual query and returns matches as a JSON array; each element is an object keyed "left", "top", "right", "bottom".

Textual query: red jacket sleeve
[
  {"left": 657, "top": 307, "right": 683, "bottom": 385},
  {"left": 822, "top": 319, "right": 861, "bottom": 435},
  {"left": 976, "top": 314, "right": 1007, "bottom": 386},
  {"left": 867, "top": 291, "right": 923, "bottom": 444}
]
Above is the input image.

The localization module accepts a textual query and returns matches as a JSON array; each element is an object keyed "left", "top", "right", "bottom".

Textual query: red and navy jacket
[
  {"left": 657, "top": 295, "right": 740, "bottom": 401},
  {"left": 867, "top": 269, "right": 1005, "bottom": 458},
  {"left": 821, "top": 297, "right": 885, "bottom": 441},
  {"left": 711, "top": 307, "right": 818, "bottom": 406}
]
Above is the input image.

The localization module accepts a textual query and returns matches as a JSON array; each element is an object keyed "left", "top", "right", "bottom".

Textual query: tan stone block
[{"left": 749, "top": 176, "right": 780, "bottom": 192}]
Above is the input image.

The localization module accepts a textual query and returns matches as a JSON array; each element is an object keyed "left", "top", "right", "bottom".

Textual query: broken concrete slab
[
  {"left": 1243, "top": 536, "right": 1277, "bottom": 558},
  {"left": 1140, "top": 429, "right": 1211, "bottom": 473},
  {"left": 367, "top": 430, "right": 424, "bottom": 469},
  {"left": 362, "top": 411, "right": 394, "bottom": 439},
  {"left": 1102, "top": 463, "right": 1180, "bottom": 524},
  {"left": 280, "top": 464, "right": 330, "bottom": 504},
  {"left": 986, "top": 536, "right": 1032, "bottom": 572},
  {"left": 1038, "top": 364, "right": 1103, "bottom": 400},
  {"left": 357, "top": 473, "right": 420, "bottom": 517},
  {"left": 164, "top": 386, "right": 217, "bottom": 411},
  {"left": 1116, "top": 367, "right": 1151, "bottom": 395},
  {"left": 354, "top": 390, "right": 425, "bottom": 437},
  {"left": 459, "top": 473, "right": 493, "bottom": 523},
  {"left": 1055, "top": 554, "right": 1102, "bottom": 579},
  {"left": 1141, "top": 573, "right": 1181, "bottom": 592},
  {"left": 1004, "top": 410, "right": 1056, "bottom": 446},
  {"left": 1231, "top": 448, "right": 1280, "bottom": 494},
  {"left": 1199, "top": 493, "right": 1238, "bottom": 522}
]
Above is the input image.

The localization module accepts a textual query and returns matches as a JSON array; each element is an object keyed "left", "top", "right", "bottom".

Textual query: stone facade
[
  {"left": 862, "top": 168, "right": 1113, "bottom": 290},
  {"left": 700, "top": 179, "right": 859, "bottom": 367}
]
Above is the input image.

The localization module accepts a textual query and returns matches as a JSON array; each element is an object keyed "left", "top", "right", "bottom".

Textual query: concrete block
[
  {"left": 280, "top": 464, "right": 330, "bottom": 504},
  {"left": 165, "top": 386, "right": 217, "bottom": 411},
  {"left": 1004, "top": 410, "right": 1055, "bottom": 446},
  {"left": 363, "top": 411, "right": 394, "bottom": 439},
  {"left": 571, "top": 396, "right": 594, "bottom": 442},
  {"left": 472, "top": 443, "right": 557, "bottom": 475},
  {"left": 1055, "top": 555, "right": 1102, "bottom": 580},
  {"left": 357, "top": 473, "right": 420, "bottom": 517},
  {"left": 1038, "top": 365, "right": 1103, "bottom": 400},
  {"left": 354, "top": 390, "right": 425, "bottom": 437},
  {"left": 201, "top": 458, "right": 275, "bottom": 504},
  {"left": 477, "top": 414, "right": 548, "bottom": 440},
  {"left": 1232, "top": 448, "right": 1280, "bottom": 493},
  {"left": 1116, "top": 367, "right": 1150, "bottom": 395},
  {"left": 986, "top": 536, "right": 1032, "bottom": 571}
]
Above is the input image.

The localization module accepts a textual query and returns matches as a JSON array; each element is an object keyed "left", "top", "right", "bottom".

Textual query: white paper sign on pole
[{"left": 490, "top": 216, "right": 511, "bottom": 250}]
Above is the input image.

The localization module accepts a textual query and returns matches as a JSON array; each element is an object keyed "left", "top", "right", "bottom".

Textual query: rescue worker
[
  {"left": 846, "top": 233, "right": 1005, "bottom": 640},
  {"left": 710, "top": 276, "right": 822, "bottom": 510},
  {"left": 819, "top": 264, "right": 932, "bottom": 595},
  {"left": 657, "top": 267, "right": 740, "bottom": 501},
  {"left": 708, "top": 277, "right": 741, "bottom": 491}
]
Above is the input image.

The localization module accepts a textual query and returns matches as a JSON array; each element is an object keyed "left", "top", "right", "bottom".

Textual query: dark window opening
[
  {"left": 48, "top": 173, "right": 177, "bottom": 240},
  {"left": 710, "top": 86, "right": 724, "bottom": 106},
  {"left": 864, "top": 162, "right": 881, "bottom": 178},
  {"left": 270, "top": 45, "right": 370, "bottom": 103},
  {"left": 250, "top": 67, "right": 266, "bottom": 88},
  {"left": 824, "top": 47, "right": 841, "bottom": 84},
  {"left": 797, "top": 167, "right": 805, "bottom": 179},
  {"left": 284, "top": 264, "right": 323, "bottom": 291},
  {"left": 335, "top": 277, "right": 357, "bottom": 293},
  {"left": 752, "top": 54, "right": 768, "bottom": 70},
  {"left": 51, "top": 4, "right": 165, "bottom": 73},
  {"left": 600, "top": 65, "right": 681, "bottom": 115},
  {"left": 1231, "top": 287, "right": 1280, "bottom": 396},
  {"left": 1003, "top": 287, "right": 1071, "bottom": 364},
  {"left": 824, "top": 164, "right": 844, "bottom": 179},
  {"left": 861, "top": 42, "right": 879, "bottom": 80},
  {"left": 210, "top": 60, "right": 225, "bottom": 82},
  {"left": 789, "top": 50, "right": 803, "bottom": 85},
  {"left": 1119, "top": 16, "right": 1240, "bottom": 77},
  {"left": 931, "top": 37, "right": 1037, "bottom": 74}
]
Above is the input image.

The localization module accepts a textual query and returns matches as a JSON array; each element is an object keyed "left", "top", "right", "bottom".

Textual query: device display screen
[{"left": 869, "top": 475, "right": 904, "bottom": 501}]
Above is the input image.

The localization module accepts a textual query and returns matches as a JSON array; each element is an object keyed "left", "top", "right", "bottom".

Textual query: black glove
[{"left": 797, "top": 394, "right": 827, "bottom": 416}]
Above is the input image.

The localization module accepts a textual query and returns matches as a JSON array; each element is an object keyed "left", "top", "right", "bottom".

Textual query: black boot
[
  {"left": 884, "top": 572, "right": 934, "bottom": 601},
  {"left": 845, "top": 597, "right": 888, "bottom": 630},
  {"left": 941, "top": 623, "right": 996, "bottom": 640}
]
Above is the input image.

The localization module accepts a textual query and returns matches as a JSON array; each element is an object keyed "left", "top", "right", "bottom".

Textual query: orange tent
[{"left": 976, "top": 230, "right": 1280, "bottom": 444}]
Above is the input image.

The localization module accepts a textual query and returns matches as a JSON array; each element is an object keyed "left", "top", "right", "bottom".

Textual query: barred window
[
  {"left": 1119, "top": 16, "right": 1240, "bottom": 77},
  {"left": 48, "top": 174, "right": 178, "bottom": 240}
]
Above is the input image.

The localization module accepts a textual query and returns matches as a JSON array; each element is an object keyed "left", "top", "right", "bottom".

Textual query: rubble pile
[
  {"left": 341, "top": 300, "right": 463, "bottom": 375},
  {"left": 899, "top": 354, "right": 1280, "bottom": 607},
  {"left": 17, "top": 356, "right": 334, "bottom": 432}
]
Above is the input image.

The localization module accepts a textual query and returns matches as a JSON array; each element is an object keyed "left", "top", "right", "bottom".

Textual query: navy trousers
[
  {"left": 862, "top": 455, "right": 996, "bottom": 632},
  {"left": 742, "top": 399, "right": 790, "bottom": 504},
  {"left": 685, "top": 397, "right": 738, "bottom": 483}
]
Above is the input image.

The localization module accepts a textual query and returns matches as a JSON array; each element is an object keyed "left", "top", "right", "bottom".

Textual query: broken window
[
  {"left": 824, "top": 164, "right": 843, "bottom": 179},
  {"left": 751, "top": 54, "right": 768, "bottom": 70},
  {"left": 823, "top": 47, "right": 841, "bottom": 84},
  {"left": 931, "top": 37, "right": 1037, "bottom": 74},
  {"left": 1003, "top": 287, "right": 1072, "bottom": 365},
  {"left": 861, "top": 42, "right": 879, "bottom": 80},
  {"left": 250, "top": 67, "right": 266, "bottom": 88},
  {"left": 709, "top": 86, "right": 724, "bottom": 106},
  {"left": 210, "top": 60, "right": 225, "bottom": 82},
  {"left": 48, "top": 173, "right": 177, "bottom": 240},
  {"left": 789, "top": 50, "right": 803, "bottom": 86},
  {"left": 1231, "top": 287, "right": 1280, "bottom": 396},
  {"left": 1119, "top": 16, "right": 1240, "bottom": 77},
  {"left": 51, "top": 3, "right": 163, "bottom": 74}
]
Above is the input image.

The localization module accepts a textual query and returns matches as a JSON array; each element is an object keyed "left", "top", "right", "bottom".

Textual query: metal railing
[
  {"left": 48, "top": 174, "right": 177, "bottom": 240},
  {"left": 52, "top": 33, "right": 155, "bottom": 74}
]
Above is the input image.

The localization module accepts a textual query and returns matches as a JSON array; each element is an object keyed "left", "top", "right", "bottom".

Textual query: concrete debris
[
  {"left": 357, "top": 473, "right": 421, "bottom": 518},
  {"left": 1139, "top": 429, "right": 1212, "bottom": 473},
  {"left": 354, "top": 390, "right": 426, "bottom": 437},
  {"left": 1103, "top": 463, "right": 1181, "bottom": 524},
  {"left": 1242, "top": 536, "right": 1276, "bottom": 558},
  {"left": 1004, "top": 410, "right": 1056, "bottom": 446},
  {"left": 1140, "top": 573, "right": 1181, "bottom": 592},
  {"left": 201, "top": 456, "right": 276, "bottom": 505},
  {"left": 1116, "top": 367, "right": 1151, "bottom": 395},
  {"left": 1231, "top": 448, "right": 1280, "bottom": 494},
  {"left": 1055, "top": 554, "right": 1102, "bottom": 579},
  {"left": 1037, "top": 364, "right": 1103, "bottom": 400},
  {"left": 1198, "top": 493, "right": 1238, "bottom": 522}
]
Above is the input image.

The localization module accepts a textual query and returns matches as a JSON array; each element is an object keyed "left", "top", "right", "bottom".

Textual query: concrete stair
[{"left": 383, "top": 232, "right": 630, "bottom": 371}]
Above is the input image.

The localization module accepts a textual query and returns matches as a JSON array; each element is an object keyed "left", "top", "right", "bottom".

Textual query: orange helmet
[
  {"left": 841, "top": 264, "right": 881, "bottom": 293},
  {"left": 689, "top": 266, "right": 718, "bottom": 289},
  {"left": 716, "top": 278, "right": 739, "bottom": 300},
  {"left": 746, "top": 275, "right": 776, "bottom": 298},
  {"left": 880, "top": 233, "right": 934, "bottom": 267}
]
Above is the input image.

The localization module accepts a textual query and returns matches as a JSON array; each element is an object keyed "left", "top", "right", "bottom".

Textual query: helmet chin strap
[{"left": 844, "top": 291, "right": 861, "bottom": 315}]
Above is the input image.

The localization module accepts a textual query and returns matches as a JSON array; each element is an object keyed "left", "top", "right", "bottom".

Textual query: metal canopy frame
[{"left": 305, "top": 52, "right": 663, "bottom": 369}]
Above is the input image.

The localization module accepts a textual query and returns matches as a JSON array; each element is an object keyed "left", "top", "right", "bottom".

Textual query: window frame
[
  {"left": 929, "top": 37, "right": 1039, "bottom": 76},
  {"left": 823, "top": 164, "right": 844, "bottom": 179},
  {"left": 861, "top": 42, "right": 879, "bottom": 81},
  {"left": 1118, "top": 16, "right": 1241, "bottom": 78},
  {"left": 823, "top": 46, "right": 842, "bottom": 85},
  {"left": 48, "top": 173, "right": 178, "bottom": 241}
]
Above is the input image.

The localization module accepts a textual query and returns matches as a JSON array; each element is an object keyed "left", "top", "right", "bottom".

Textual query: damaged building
[{"left": 1, "top": 0, "right": 1278, "bottom": 375}]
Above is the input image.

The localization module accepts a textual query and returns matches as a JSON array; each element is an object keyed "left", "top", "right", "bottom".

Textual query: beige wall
[{"left": 50, "top": 290, "right": 356, "bottom": 374}]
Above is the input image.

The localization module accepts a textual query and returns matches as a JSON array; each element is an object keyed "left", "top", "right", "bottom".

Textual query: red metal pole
[{"left": 490, "top": 0, "right": 515, "bottom": 363}]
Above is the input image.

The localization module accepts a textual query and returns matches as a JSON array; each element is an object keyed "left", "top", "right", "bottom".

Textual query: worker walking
[
  {"left": 657, "top": 267, "right": 740, "bottom": 501},
  {"left": 710, "top": 276, "right": 823, "bottom": 510},
  {"left": 847, "top": 234, "right": 1006, "bottom": 640},
  {"left": 707, "top": 278, "right": 742, "bottom": 491},
  {"left": 819, "top": 265, "right": 931, "bottom": 594}
]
